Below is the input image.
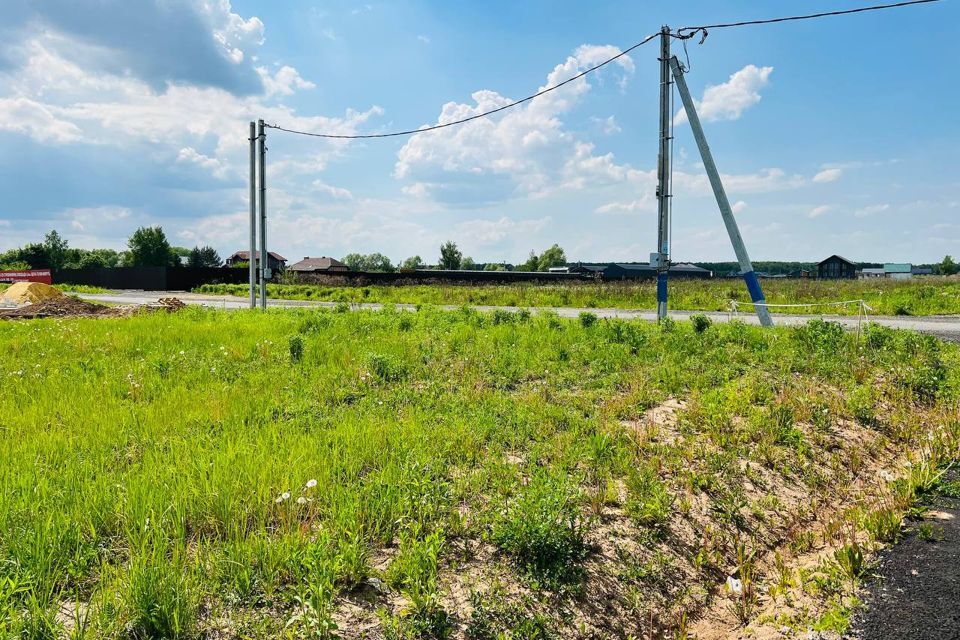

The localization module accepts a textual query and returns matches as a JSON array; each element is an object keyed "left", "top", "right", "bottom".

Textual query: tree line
[
  {"left": 0, "top": 227, "right": 223, "bottom": 270},
  {"left": 342, "top": 241, "right": 567, "bottom": 273}
]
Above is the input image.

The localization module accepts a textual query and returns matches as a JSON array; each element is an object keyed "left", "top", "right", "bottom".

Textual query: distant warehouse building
[
  {"left": 287, "top": 256, "right": 349, "bottom": 273},
  {"left": 884, "top": 263, "right": 913, "bottom": 280},
  {"left": 817, "top": 255, "right": 857, "bottom": 279},
  {"left": 568, "top": 262, "right": 712, "bottom": 280}
]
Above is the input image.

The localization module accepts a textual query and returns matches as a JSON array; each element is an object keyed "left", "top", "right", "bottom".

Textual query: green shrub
[
  {"left": 386, "top": 527, "right": 444, "bottom": 599},
  {"left": 466, "top": 590, "right": 553, "bottom": 640},
  {"left": 862, "top": 507, "right": 902, "bottom": 544},
  {"left": 794, "top": 319, "right": 846, "bottom": 352},
  {"left": 382, "top": 597, "right": 452, "bottom": 640},
  {"left": 690, "top": 314, "right": 712, "bottom": 334},
  {"left": 125, "top": 542, "right": 198, "bottom": 639},
  {"left": 624, "top": 466, "right": 674, "bottom": 532},
  {"left": 365, "top": 353, "right": 408, "bottom": 382},
  {"left": 833, "top": 540, "right": 866, "bottom": 587},
  {"left": 578, "top": 312, "right": 597, "bottom": 328},
  {"left": 492, "top": 473, "right": 588, "bottom": 587},
  {"left": 288, "top": 334, "right": 304, "bottom": 363}
]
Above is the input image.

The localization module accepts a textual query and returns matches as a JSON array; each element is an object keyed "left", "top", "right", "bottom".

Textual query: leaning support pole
[
  {"left": 248, "top": 122, "right": 257, "bottom": 309},
  {"left": 669, "top": 56, "right": 774, "bottom": 327},
  {"left": 655, "top": 26, "right": 672, "bottom": 322},
  {"left": 257, "top": 119, "right": 268, "bottom": 310}
]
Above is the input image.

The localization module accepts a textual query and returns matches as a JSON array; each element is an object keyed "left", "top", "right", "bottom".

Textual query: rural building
[
  {"left": 287, "top": 256, "right": 349, "bottom": 273},
  {"left": 569, "top": 263, "right": 712, "bottom": 280},
  {"left": 911, "top": 266, "right": 933, "bottom": 276},
  {"left": 860, "top": 267, "right": 886, "bottom": 279},
  {"left": 884, "top": 263, "right": 913, "bottom": 280},
  {"left": 817, "top": 255, "right": 857, "bottom": 279},
  {"left": 225, "top": 250, "right": 287, "bottom": 271}
]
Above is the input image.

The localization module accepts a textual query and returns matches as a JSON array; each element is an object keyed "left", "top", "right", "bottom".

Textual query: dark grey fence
[
  {"left": 54, "top": 267, "right": 249, "bottom": 290},
  {"left": 293, "top": 270, "right": 593, "bottom": 286}
]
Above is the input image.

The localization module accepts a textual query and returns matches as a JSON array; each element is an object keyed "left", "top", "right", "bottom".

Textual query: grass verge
[{"left": 0, "top": 307, "right": 957, "bottom": 638}]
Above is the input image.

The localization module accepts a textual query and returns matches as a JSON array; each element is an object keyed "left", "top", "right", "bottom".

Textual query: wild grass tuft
[{"left": 492, "top": 472, "right": 588, "bottom": 588}]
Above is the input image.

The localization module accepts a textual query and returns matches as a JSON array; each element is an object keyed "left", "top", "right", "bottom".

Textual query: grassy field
[
  {"left": 197, "top": 278, "right": 960, "bottom": 316},
  {"left": 1, "top": 308, "right": 958, "bottom": 639}
]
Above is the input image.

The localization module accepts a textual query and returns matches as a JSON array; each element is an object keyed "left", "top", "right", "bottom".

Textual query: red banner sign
[{"left": 0, "top": 269, "right": 53, "bottom": 284}]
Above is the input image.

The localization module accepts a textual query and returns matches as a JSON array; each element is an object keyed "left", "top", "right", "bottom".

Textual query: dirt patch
[
  {"left": 620, "top": 397, "right": 686, "bottom": 445},
  {"left": 0, "top": 295, "right": 187, "bottom": 320}
]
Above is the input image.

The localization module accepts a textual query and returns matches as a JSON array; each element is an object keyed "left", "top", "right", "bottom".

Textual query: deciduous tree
[
  {"left": 439, "top": 241, "right": 462, "bottom": 270},
  {"left": 127, "top": 226, "right": 178, "bottom": 267}
]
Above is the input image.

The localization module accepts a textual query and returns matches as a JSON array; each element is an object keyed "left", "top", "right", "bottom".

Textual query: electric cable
[
  {"left": 265, "top": 32, "right": 660, "bottom": 139},
  {"left": 676, "top": 0, "right": 942, "bottom": 42},
  {"left": 265, "top": 0, "right": 943, "bottom": 140}
]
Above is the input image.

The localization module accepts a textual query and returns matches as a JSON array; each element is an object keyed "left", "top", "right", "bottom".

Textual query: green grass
[
  {"left": 0, "top": 307, "right": 957, "bottom": 637},
  {"left": 196, "top": 277, "right": 960, "bottom": 316}
]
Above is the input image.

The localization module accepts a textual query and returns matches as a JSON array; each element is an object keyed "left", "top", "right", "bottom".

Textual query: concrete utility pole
[
  {"left": 257, "top": 119, "right": 268, "bottom": 310},
  {"left": 248, "top": 121, "right": 257, "bottom": 309},
  {"left": 655, "top": 26, "right": 672, "bottom": 322},
  {"left": 669, "top": 56, "right": 774, "bottom": 327}
]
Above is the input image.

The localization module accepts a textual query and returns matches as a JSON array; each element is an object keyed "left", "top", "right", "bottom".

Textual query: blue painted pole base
[{"left": 742, "top": 270, "right": 774, "bottom": 327}]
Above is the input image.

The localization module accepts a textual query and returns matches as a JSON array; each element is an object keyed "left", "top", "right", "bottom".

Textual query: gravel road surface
[{"left": 78, "top": 290, "right": 960, "bottom": 342}]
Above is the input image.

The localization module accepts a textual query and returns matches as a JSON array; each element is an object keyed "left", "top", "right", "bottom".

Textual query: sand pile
[{"left": 0, "top": 282, "right": 63, "bottom": 305}]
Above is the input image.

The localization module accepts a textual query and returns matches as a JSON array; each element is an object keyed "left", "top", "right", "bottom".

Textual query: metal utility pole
[
  {"left": 669, "top": 56, "right": 774, "bottom": 327},
  {"left": 257, "top": 119, "right": 268, "bottom": 310},
  {"left": 248, "top": 121, "right": 257, "bottom": 309},
  {"left": 654, "top": 26, "right": 672, "bottom": 322}
]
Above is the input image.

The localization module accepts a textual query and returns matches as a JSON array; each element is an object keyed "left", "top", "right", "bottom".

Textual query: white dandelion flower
[
  {"left": 296, "top": 496, "right": 307, "bottom": 505},
  {"left": 306, "top": 479, "right": 317, "bottom": 488}
]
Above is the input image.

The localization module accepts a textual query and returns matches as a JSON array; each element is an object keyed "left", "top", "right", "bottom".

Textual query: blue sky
[{"left": 0, "top": 0, "right": 957, "bottom": 264}]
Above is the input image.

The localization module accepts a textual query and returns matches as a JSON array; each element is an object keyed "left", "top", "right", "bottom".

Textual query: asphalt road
[
  {"left": 78, "top": 290, "right": 960, "bottom": 342},
  {"left": 849, "top": 475, "right": 960, "bottom": 639}
]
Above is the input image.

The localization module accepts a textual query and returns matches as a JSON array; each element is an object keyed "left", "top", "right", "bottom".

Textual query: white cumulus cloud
[
  {"left": 813, "top": 168, "right": 842, "bottom": 183},
  {"left": 394, "top": 44, "right": 636, "bottom": 204},
  {"left": 809, "top": 205, "right": 833, "bottom": 218},
  {"left": 675, "top": 65, "right": 773, "bottom": 125},
  {"left": 257, "top": 65, "right": 316, "bottom": 97},
  {"left": 0, "top": 97, "right": 82, "bottom": 143},
  {"left": 854, "top": 204, "right": 890, "bottom": 218}
]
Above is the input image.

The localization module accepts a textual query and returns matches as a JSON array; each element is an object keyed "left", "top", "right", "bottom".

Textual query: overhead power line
[
  {"left": 266, "top": 0, "right": 943, "bottom": 140},
  {"left": 676, "top": 0, "right": 943, "bottom": 40},
  {"left": 264, "top": 32, "right": 660, "bottom": 140}
]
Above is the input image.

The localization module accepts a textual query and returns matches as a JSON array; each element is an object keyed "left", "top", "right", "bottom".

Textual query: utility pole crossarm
[{"left": 668, "top": 56, "right": 774, "bottom": 327}]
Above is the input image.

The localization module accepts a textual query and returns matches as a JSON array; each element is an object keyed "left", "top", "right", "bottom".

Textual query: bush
[
  {"left": 289, "top": 335, "right": 304, "bottom": 363},
  {"left": 624, "top": 465, "right": 674, "bottom": 532},
  {"left": 862, "top": 507, "right": 902, "bottom": 544},
  {"left": 794, "top": 319, "right": 846, "bottom": 352},
  {"left": 690, "top": 314, "right": 712, "bottom": 334},
  {"left": 365, "top": 353, "right": 408, "bottom": 383},
  {"left": 492, "top": 473, "right": 588, "bottom": 587},
  {"left": 126, "top": 542, "right": 197, "bottom": 640},
  {"left": 578, "top": 312, "right": 597, "bottom": 328}
]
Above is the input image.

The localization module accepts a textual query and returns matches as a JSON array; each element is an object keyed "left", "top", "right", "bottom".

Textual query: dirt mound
[
  {"left": 0, "top": 296, "right": 188, "bottom": 320},
  {"left": 157, "top": 297, "right": 187, "bottom": 311},
  {"left": 0, "top": 282, "right": 62, "bottom": 305},
  {"left": 0, "top": 296, "right": 114, "bottom": 319}
]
